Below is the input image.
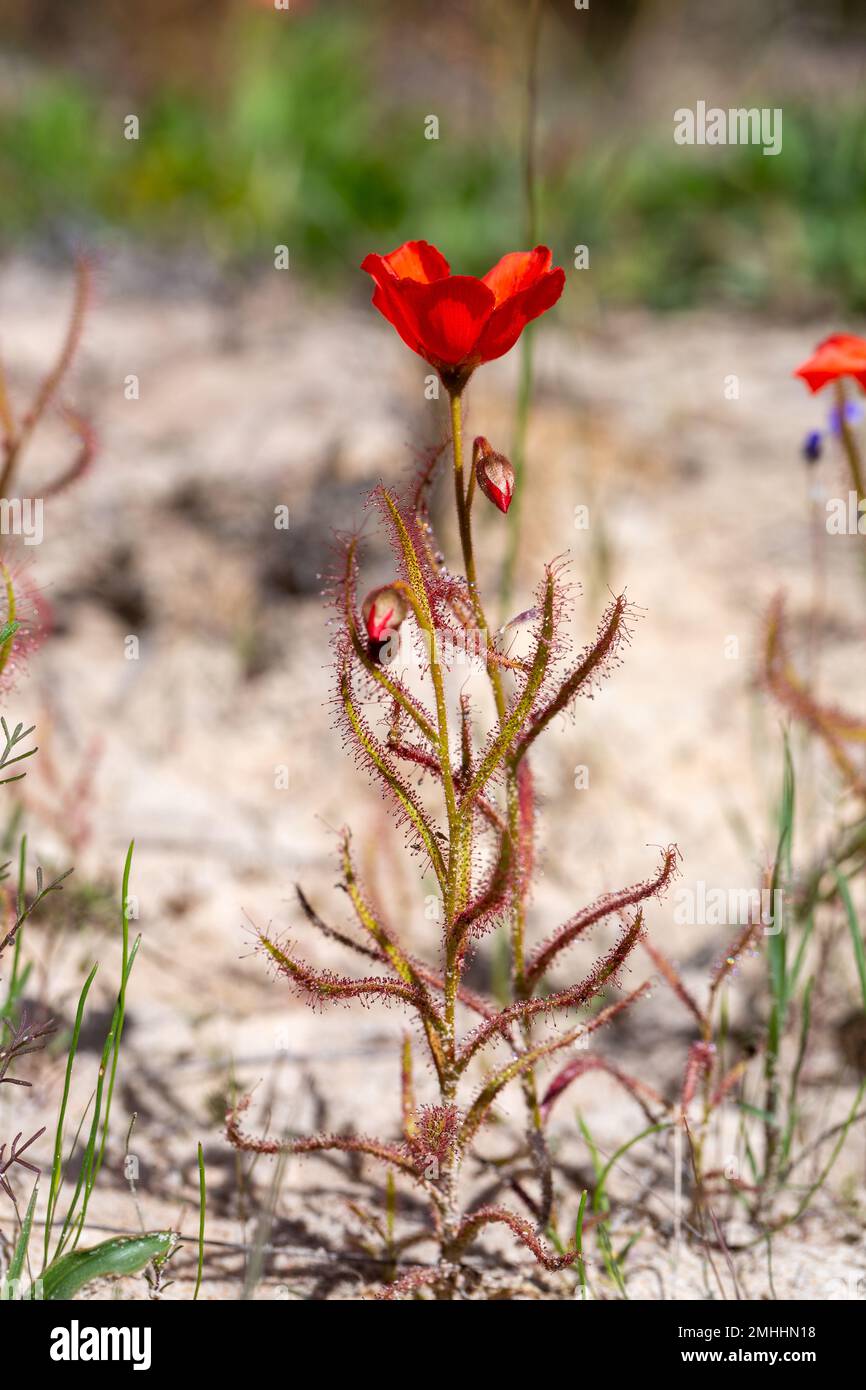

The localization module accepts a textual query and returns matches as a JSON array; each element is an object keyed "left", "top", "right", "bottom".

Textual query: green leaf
[{"left": 35, "top": 1231, "right": 174, "bottom": 1300}]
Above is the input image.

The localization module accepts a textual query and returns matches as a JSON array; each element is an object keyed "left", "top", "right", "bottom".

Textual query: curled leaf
[{"left": 35, "top": 1231, "right": 174, "bottom": 1300}]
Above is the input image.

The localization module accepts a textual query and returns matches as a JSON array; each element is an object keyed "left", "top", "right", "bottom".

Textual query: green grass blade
[
  {"left": 787, "top": 911, "right": 815, "bottom": 1004},
  {"left": 56, "top": 936, "right": 140, "bottom": 1257},
  {"left": 592, "top": 1123, "right": 670, "bottom": 1214},
  {"left": 775, "top": 1077, "right": 866, "bottom": 1240},
  {"left": 768, "top": 736, "right": 795, "bottom": 1007},
  {"left": 194, "top": 1141, "right": 206, "bottom": 1301},
  {"left": 2, "top": 1182, "right": 38, "bottom": 1299},
  {"left": 764, "top": 736, "right": 795, "bottom": 1181},
  {"left": 5, "top": 834, "right": 27, "bottom": 1012},
  {"left": 92, "top": 840, "right": 134, "bottom": 1183},
  {"left": 43, "top": 961, "right": 99, "bottom": 1268},
  {"left": 738, "top": 1100, "right": 780, "bottom": 1127},
  {"left": 574, "top": 1187, "right": 588, "bottom": 1300},
  {"left": 781, "top": 975, "right": 814, "bottom": 1167},
  {"left": 577, "top": 1113, "right": 604, "bottom": 1187},
  {"left": 836, "top": 869, "right": 866, "bottom": 1011}
]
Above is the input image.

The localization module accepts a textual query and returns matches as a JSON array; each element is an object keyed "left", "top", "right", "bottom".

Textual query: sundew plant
[{"left": 228, "top": 241, "right": 679, "bottom": 1299}]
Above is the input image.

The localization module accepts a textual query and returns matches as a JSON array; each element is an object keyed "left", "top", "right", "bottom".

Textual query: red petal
[
  {"left": 482, "top": 246, "right": 553, "bottom": 306},
  {"left": 366, "top": 273, "right": 424, "bottom": 358},
  {"left": 794, "top": 332, "right": 866, "bottom": 394},
  {"left": 362, "top": 248, "right": 455, "bottom": 361},
  {"left": 488, "top": 480, "right": 512, "bottom": 513},
  {"left": 396, "top": 276, "right": 495, "bottom": 367},
  {"left": 363, "top": 241, "right": 450, "bottom": 286},
  {"left": 474, "top": 266, "right": 565, "bottom": 364},
  {"left": 366, "top": 604, "right": 394, "bottom": 641}
]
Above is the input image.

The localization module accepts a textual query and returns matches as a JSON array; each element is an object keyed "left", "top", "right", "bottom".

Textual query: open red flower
[
  {"left": 361, "top": 240, "right": 565, "bottom": 391},
  {"left": 794, "top": 333, "right": 866, "bottom": 394}
]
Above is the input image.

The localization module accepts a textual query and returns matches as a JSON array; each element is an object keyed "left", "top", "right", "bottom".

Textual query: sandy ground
[{"left": 1, "top": 257, "right": 865, "bottom": 1299}]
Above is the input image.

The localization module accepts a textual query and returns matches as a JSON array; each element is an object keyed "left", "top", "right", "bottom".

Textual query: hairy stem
[{"left": 448, "top": 386, "right": 549, "bottom": 1220}]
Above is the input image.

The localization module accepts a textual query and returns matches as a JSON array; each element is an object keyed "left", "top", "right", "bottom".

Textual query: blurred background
[
  {"left": 1, "top": 0, "right": 865, "bottom": 310},
  {"left": 1, "top": 0, "right": 866, "bottom": 1297}
]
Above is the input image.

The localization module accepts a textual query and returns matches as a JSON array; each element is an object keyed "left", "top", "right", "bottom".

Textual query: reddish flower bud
[
  {"left": 362, "top": 585, "right": 408, "bottom": 643},
  {"left": 473, "top": 436, "right": 515, "bottom": 513}
]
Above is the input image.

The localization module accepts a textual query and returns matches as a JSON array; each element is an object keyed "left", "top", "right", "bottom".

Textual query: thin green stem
[
  {"left": 501, "top": 0, "right": 543, "bottom": 616},
  {"left": 449, "top": 391, "right": 505, "bottom": 720},
  {"left": 465, "top": 449, "right": 478, "bottom": 512}
]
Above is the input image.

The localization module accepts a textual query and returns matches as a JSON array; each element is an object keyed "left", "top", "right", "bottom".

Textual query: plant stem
[
  {"left": 500, "top": 0, "right": 543, "bottom": 617},
  {"left": 501, "top": 332, "right": 534, "bottom": 616},
  {"left": 448, "top": 386, "right": 550, "bottom": 1219},
  {"left": 835, "top": 379, "right": 866, "bottom": 504},
  {"left": 450, "top": 391, "right": 504, "bottom": 715}
]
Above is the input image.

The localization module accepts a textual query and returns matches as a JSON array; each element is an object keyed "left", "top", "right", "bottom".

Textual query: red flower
[
  {"left": 361, "top": 241, "right": 565, "bottom": 391},
  {"left": 794, "top": 333, "right": 866, "bottom": 393}
]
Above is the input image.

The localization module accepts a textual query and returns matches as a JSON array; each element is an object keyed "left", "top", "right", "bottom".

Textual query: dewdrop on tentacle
[{"left": 473, "top": 436, "right": 515, "bottom": 514}]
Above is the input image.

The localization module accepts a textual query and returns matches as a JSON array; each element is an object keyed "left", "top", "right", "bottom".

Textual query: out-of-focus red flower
[
  {"left": 361, "top": 241, "right": 565, "bottom": 391},
  {"left": 473, "top": 436, "right": 515, "bottom": 513},
  {"left": 794, "top": 333, "right": 866, "bottom": 393}
]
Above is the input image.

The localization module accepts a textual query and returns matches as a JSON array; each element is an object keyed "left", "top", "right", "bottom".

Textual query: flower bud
[
  {"left": 473, "top": 436, "right": 515, "bottom": 513},
  {"left": 362, "top": 585, "right": 408, "bottom": 643}
]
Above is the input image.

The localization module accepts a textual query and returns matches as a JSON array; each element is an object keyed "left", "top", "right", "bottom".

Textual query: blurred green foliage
[{"left": 1, "top": 11, "right": 865, "bottom": 312}]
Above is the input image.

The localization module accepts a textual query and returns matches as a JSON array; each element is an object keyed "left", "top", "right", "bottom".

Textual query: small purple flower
[
  {"left": 801, "top": 400, "right": 863, "bottom": 465},
  {"left": 802, "top": 429, "right": 823, "bottom": 464},
  {"left": 828, "top": 400, "right": 864, "bottom": 433}
]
